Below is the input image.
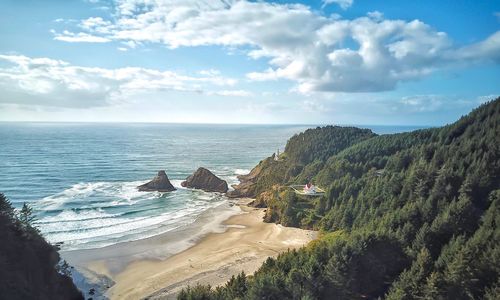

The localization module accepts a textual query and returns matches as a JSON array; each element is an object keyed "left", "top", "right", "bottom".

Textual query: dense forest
[
  {"left": 179, "top": 97, "right": 500, "bottom": 299},
  {"left": 0, "top": 194, "right": 83, "bottom": 300}
]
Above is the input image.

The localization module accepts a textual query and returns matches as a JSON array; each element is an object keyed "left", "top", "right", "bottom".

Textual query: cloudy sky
[{"left": 0, "top": 0, "right": 499, "bottom": 125}]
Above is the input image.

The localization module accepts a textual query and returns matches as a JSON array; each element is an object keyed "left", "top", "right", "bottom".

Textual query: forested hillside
[
  {"left": 0, "top": 194, "right": 83, "bottom": 300},
  {"left": 227, "top": 126, "right": 375, "bottom": 199},
  {"left": 180, "top": 97, "right": 500, "bottom": 299}
]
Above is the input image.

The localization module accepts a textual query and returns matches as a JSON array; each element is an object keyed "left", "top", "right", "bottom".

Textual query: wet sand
[{"left": 65, "top": 199, "right": 316, "bottom": 300}]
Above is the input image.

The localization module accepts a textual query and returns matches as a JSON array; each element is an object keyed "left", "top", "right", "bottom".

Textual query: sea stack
[
  {"left": 181, "top": 167, "right": 228, "bottom": 193},
  {"left": 137, "top": 170, "right": 176, "bottom": 192}
]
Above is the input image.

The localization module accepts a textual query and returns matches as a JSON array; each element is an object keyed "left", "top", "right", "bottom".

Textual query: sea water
[{"left": 0, "top": 123, "right": 425, "bottom": 251}]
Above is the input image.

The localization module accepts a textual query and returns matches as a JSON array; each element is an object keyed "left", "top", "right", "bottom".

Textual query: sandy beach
[{"left": 64, "top": 199, "right": 316, "bottom": 300}]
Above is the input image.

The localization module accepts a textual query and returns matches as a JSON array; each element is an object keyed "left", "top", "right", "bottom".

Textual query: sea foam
[{"left": 33, "top": 180, "right": 226, "bottom": 250}]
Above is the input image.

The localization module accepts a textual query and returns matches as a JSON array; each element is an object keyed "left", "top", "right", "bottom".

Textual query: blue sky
[{"left": 0, "top": 0, "right": 498, "bottom": 125}]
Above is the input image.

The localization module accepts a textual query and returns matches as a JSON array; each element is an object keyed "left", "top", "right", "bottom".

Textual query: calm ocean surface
[{"left": 0, "top": 123, "right": 426, "bottom": 250}]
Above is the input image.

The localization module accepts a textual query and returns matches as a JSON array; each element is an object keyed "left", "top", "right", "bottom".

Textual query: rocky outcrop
[
  {"left": 181, "top": 167, "right": 228, "bottom": 193},
  {"left": 226, "top": 160, "right": 267, "bottom": 198},
  {"left": 137, "top": 170, "right": 176, "bottom": 192},
  {"left": 226, "top": 180, "right": 253, "bottom": 198}
]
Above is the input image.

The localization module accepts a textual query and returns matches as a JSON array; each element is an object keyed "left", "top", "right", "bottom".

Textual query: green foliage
[
  {"left": 18, "top": 202, "right": 40, "bottom": 236},
  {"left": 179, "top": 98, "right": 500, "bottom": 299},
  {"left": 244, "top": 126, "right": 375, "bottom": 198},
  {"left": 284, "top": 126, "right": 376, "bottom": 166},
  {"left": 216, "top": 272, "right": 248, "bottom": 299},
  {"left": 0, "top": 193, "right": 83, "bottom": 300},
  {"left": 178, "top": 284, "right": 214, "bottom": 300},
  {"left": 19, "top": 203, "right": 36, "bottom": 225}
]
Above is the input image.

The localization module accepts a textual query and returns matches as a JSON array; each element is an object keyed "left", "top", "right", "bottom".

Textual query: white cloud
[
  {"left": 322, "top": 0, "right": 353, "bottom": 10},
  {"left": 0, "top": 54, "right": 238, "bottom": 108},
  {"left": 239, "top": 101, "right": 288, "bottom": 114},
  {"left": 302, "top": 99, "right": 332, "bottom": 113},
  {"left": 199, "top": 69, "right": 221, "bottom": 76},
  {"left": 454, "top": 31, "right": 500, "bottom": 63},
  {"left": 207, "top": 89, "right": 253, "bottom": 97},
  {"left": 52, "top": 30, "right": 111, "bottom": 43},
  {"left": 394, "top": 94, "right": 499, "bottom": 114},
  {"left": 53, "top": 0, "right": 500, "bottom": 93},
  {"left": 79, "top": 17, "right": 112, "bottom": 31},
  {"left": 290, "top": 92, "right": 498, "bottom": 125},
  {"left": 476, "top": 94, "right": 499, "bottom": 104},
  {"left": 399, "top": 95, "right": 444, "bottom": 112},
  {"left": 246, "top": 68, "right": 281, "bottom": 81},
  {"left": 121, "top": 40, "right": 140, "bottom": 49}
]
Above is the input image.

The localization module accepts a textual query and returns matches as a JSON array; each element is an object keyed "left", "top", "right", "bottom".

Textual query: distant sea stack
[
  {"left": 137, "top": 170, "right": 176, "bottom": 192},
  {"left": 181, "top": 167, "right": 228, "bottom": 193}
]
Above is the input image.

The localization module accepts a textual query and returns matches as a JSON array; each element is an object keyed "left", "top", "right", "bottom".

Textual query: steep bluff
[{"left": 0, "top": 194, "right": 83, "bottom": 300}]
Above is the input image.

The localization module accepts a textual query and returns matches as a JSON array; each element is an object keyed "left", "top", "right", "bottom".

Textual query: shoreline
[
  {"left": 62, "top": 199, "right": 241, "bottom": 275},
  {"left": 62, "top": 198, "right": 243, "bottom": 299},
  {"left": 65, "top": 198, "right": 317, "bottom": 300}
]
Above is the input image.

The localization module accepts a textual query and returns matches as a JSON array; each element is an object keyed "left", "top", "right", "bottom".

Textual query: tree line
[
  {"left": 0, "top": 194, "right": 83, "bottom": 299},
  {"left": 179, "top": 97, "right": 500, "bottom": 299}
]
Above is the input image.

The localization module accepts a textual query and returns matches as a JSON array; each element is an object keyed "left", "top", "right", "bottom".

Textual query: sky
[{"left": 0, "top": 0, "right": 499, "bottom": 125}]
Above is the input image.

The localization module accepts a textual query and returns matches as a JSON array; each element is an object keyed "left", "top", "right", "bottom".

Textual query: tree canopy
[
  {"left": 0, "top": 194, "right": 83, "bottom": 300},
  {"left": 179, "top": 97, "right": 500, "bottom": 299}
]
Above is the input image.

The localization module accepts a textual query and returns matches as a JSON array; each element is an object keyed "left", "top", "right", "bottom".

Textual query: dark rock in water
[
  {"left": 137, "top": 170, "right": 176, "bottom": 192},
  {"left": 181, "top": 167, "right": 228, "bottom": 193}
]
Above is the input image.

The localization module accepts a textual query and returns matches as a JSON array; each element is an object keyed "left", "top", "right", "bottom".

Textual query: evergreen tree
[
  {"left": 179, "top": 98, "right": 500, "bottom": 300},
  {"left": 0, "top": 193, "right": 83, "bottom": 299}
]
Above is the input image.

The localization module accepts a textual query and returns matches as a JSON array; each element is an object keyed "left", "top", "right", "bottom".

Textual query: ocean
[{"left": 0, "top": 123, "right": 426, "bottom": 251}]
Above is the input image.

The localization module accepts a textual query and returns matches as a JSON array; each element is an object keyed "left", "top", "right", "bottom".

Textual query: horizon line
[{"left": 0, "top": 120, "right": 436, "bottom": 128}]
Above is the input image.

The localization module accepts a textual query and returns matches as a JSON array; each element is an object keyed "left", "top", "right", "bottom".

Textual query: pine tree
[
  {"left": 422, "top": 271, "right": 442, "bottom": 299},
  {"left": 18, "top": 202, "right": 40, "bottom": 235},
  {"left": 0, "top": 193, "right": 15, "bottom": 220},
  {"left": 19, "top": 203, "right": 36, "bottom": 227}
]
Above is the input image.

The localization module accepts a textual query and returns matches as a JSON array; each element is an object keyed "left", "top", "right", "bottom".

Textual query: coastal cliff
[
  {"left": 227, "top": 126, "right": 375, "bottom": 200},
  {"left": 0, "top": 194, "right": 83, "bottom": 300},
  {"left": 180, "top": 97, "right": 500, "bottom": 299}
]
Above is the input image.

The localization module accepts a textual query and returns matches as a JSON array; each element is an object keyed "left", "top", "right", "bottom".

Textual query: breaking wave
[{"left": 33, "top": 180, "right": 227, "bottom": 250}]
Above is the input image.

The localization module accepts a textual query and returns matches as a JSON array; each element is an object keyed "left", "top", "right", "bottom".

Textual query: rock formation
[
  {"left": 181, "top": 167, "right": 228, "bottom": 193},
  {"left": 137, "top": 170, "right": 176, "bottom": 192},
  {"left": 226, "top": 160, "right": 265, "bottom": 198}
]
